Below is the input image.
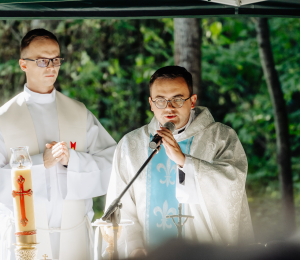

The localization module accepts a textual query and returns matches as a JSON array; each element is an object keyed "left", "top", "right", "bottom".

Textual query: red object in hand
[{"left": 70, "top": 141, "right": 76, "bottom": 150}]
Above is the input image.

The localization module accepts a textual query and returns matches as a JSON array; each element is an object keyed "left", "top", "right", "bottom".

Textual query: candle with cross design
[
  {"left": 11, "top": 166, "right": 36, "bottom": 232},
  {"left": 10, "top": 146, "right": 38, "bottom": 258}
]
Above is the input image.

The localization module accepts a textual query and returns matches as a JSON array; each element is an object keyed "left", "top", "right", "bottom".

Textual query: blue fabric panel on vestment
[{"left": 145, "top": 134, "right": 193, "bottom": 249}]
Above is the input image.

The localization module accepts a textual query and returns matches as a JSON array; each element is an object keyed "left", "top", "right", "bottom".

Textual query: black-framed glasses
[
  {"left": 23, "top": 58, "right": 64, "bottom": 67},
  {"left": 151, "top": 96, "right": 192, "bottom": 109}
]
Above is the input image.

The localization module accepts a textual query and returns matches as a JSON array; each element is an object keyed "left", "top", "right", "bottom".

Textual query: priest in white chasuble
[
  {"left": 0, "top": 29, "right": 116, "bottom": 260},
  {"left": 105, "top": 66, "right": 254, "bottom": 258}
]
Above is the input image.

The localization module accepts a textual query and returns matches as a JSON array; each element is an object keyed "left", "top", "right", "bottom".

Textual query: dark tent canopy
[{"left": 0, "top": 0, "right": 299, "bottom": 19}]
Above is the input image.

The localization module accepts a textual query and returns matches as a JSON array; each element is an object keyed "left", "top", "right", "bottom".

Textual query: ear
[
  {"left": 19, "top": 59, "right": 27, "bottom": 72},
  {"left": 149, "top": 97, "right": 154, "bottom": 111},
  {"left": 190, "top": 94, "right": 197, "bottom": 109}
]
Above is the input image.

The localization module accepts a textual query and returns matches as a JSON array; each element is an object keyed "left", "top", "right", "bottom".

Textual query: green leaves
[{"left": 201, "top": 18, "right": 300, "bottom": 204}]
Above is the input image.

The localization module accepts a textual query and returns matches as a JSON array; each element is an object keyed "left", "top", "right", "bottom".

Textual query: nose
[
  {"left": 165, "top": 100, "right": 174, "bottom": 110},
  {"left": 167, "top": 101, "right": 172, "bottom": 108},
  {"left": 46, "top": 59, "right": 55, "bottom": 68}
]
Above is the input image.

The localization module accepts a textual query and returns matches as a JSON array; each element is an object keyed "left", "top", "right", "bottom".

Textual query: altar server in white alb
[
  {"left": 0, "top": 29, "right": 116, "bottom": 260},
  {"left": 105, "top": 66, "right": 254, "bottom": 258}
]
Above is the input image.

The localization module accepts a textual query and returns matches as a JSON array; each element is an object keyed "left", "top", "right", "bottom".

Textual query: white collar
[
  {"left": 23, "top": 84, "right": 56, "bottom": 104},
  {"left": 157, "top": 110, "right": 195, "bottom": 137}
]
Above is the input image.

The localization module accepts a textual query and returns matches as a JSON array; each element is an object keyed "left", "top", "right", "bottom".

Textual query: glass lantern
[{"left": 10, "top": 146, "right": 32, "bottom": 169}]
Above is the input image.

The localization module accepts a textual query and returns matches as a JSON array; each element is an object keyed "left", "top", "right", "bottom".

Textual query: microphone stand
[{"left": 102, "top": 145, "right": 161, "bottom": 260}]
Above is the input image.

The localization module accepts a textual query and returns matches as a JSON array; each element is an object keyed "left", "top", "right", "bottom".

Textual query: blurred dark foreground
[{"left": 128, "top": 235, "right": 300, "bottom": 260}]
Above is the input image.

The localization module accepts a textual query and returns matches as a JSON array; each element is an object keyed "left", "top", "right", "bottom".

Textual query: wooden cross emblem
[
  {"left": 12, "top": 175, "right": 33, "bottom": 227},
  {"left": 42, "top": 254, "right": 48, "bottom": 260}
]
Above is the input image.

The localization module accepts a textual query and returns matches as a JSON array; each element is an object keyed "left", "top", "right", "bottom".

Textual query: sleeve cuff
[
  {"left": 176, "top": 154, "right": 200, "bottom": 204},
  {"left": 178, "top": 154, "right": 193, "bottom": 175},
  {"left": 65, "top": 149, "right": 109, "bottom": 199},
  {"left": 31, "top": 153, "right": 44, "bottom": 166}
]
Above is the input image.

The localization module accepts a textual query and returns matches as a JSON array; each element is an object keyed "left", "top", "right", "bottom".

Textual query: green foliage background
[{"left": 0, "top": 18, "right": 299, "bottom": 243}]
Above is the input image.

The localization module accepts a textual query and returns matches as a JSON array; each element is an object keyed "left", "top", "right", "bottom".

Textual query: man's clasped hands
[{"left": 43, "top": 141, "right": 70, "bottom": 169}]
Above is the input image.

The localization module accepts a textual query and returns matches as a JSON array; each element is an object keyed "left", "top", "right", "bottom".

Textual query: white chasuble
[
  {"left": 0, "top": 86, "right": 117, "bottom": 260},
  {"left": 105, "top": 107, "right": 254, "bottom": 257}
]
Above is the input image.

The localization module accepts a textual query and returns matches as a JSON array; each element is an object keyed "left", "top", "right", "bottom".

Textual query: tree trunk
[
  {"left": 255, "top": 18, "right": 295, "bottom": 236},
  {"left": 174, "top": 18, "right": 201, "bottom": 104}
]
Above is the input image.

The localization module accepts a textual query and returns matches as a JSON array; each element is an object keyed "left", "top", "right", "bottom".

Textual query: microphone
[{"left": 149, "top": 121, "right": 175, "bottom": 149}]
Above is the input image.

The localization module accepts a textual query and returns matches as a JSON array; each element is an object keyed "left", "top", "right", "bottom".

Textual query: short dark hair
[
  {"left": 20, "top": 28, "right": 59, "bottom": 57},
  {"left": 149, "top": 66, "right": 193, "bottom": 96}
]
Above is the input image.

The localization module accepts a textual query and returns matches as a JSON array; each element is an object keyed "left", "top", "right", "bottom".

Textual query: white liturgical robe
[
  {"left": 0, "top": 85, "right": 117, "bottom": 260},
  {"left": 105, "top": 106, "right": 254, "bottom": 258}
]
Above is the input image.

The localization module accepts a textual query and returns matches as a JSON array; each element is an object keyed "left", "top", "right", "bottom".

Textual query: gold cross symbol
[{"left": 42, "top": 254, "right": 48, "bottom": 260}]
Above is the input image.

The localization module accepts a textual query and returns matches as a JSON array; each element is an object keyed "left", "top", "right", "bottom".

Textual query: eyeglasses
[
  {"left": 151, "top": 96, "right": 192, "bottom": 109},
  {"left": 23, "top": 58, "right": 64, "bottom": 67}
]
